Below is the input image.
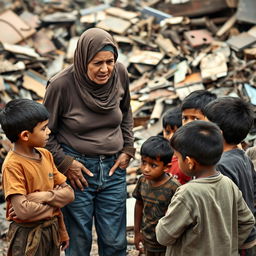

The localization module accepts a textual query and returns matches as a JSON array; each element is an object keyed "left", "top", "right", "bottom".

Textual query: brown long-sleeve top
[{"left": 44, "top": 62, "right": 134, "bottom": 173}]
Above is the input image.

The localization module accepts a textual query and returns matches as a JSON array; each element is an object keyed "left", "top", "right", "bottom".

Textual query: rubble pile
[{"left": 0, "top": 0, "right": 256, "bottom": 254}]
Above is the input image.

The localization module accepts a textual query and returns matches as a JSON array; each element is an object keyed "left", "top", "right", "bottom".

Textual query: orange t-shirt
[{"left": 2, "top": 148, "right": 66, "bottom": 222}]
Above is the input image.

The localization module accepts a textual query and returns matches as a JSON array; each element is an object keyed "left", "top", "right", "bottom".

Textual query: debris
[
  {"left": 237, "top": 0, "right": 256, "bottom": 24},
  {"left": 174, "top": 61, "right": 189, "bottom": 84},
  {"left": 216, "top": 13, "right": 237, "bottom": 37},
  {"left": 96, "top": 16, "right": 131, "bottom": 34},
  {"left": 33, "top": 29, "right": 56, "bottom": 56},
  {"left": 129, "top": 50, "right": 164, "bottom": 66},
  {"left": 244, "top": 83, "right": 256, "bottom": 105},
  {"left": 0, "top": 10, "right": 36, "bottom": 44},
  {"left": 200, "top": 52, "right": 228, "bottom": 81},
  {"left": 22, "top": 70, "right": 47, "bottom": 98},
  {"left": 141, "top": 6, "right": 172, "bottom": 23},
  {"left": 184, "top": 29, "right": 213, "bottom": 47},
  {"left": 175, "top": 73, "right": 204, "bottom": 100},
  {"left": 3, "top": 43, "right": 40, "bottom": 59},
  {"left": 227, "top": 32, "right": 256, "bottom": 52}
]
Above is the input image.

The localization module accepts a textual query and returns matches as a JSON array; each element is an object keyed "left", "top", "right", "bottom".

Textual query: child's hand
[
  {"left": 53, "top": 185, "right": 62, "bottom": 190},
  {"left": 134, "top": 232, "right": 144, "bottom": 253},
  {"left": 60, "top": 239, "right": 69, "bottom": 251},
  {"left": 8, "top": 206, "right": 18, "bottom": 219}
]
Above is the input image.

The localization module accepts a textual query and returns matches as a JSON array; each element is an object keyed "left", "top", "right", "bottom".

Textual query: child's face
[
  {"left": 163, "top": 125, "right": 177, "bottom": 141},
  {"left": 182, "top": 108, "right": 205, "bottom": 125},
  {"left": 28, "top": 120, "right": 51, "bottom": 148},
  {"left": 140, "top": 156, "right": 167, "bottom": 181}
]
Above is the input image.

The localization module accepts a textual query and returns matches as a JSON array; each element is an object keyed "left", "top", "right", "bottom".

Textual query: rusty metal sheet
[
  {"left": 96, "top": 16, "right": 131, "bottom": 35},
  {"left": 22, "top": 70, "right": 47, "bottom": 98},
  {"left": 129, "top": 50, "right": 164, "bottom": 66},
  {"left": 154, "top": 0, "right": 228, "bottom": 17},
  {"left": 184, "top": 29, "right": 213, "bottom": 47},
  {"left": 155, "top": 34, "right": 179, "bottom": 56},
  {"left": 0, "top": 10, "right": 36, "bottom": 44},
  {"left": 33, "top": 29, "right": 56, "bottom": 55}
]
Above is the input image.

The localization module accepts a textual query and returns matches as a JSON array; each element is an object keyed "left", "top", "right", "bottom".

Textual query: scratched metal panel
[
  {"left": 237, "top": 0, "right": 256, "bottom": 24},
  {"left": 154, "top": 0, "right": 228, "bottom": 17}
]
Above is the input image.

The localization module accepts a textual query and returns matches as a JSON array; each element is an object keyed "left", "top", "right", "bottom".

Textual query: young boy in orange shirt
[{"left": 0, "top": 99, "right": 74, "bottom": 256}]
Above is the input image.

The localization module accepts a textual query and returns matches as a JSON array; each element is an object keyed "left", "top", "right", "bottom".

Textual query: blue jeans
[{"left": 62, "top": 145, "right": 127, "bottom": 256}]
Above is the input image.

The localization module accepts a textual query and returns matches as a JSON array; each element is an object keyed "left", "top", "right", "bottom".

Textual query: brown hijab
[{"left": 73, "top": 28, "right": 119, "bottom": 113}]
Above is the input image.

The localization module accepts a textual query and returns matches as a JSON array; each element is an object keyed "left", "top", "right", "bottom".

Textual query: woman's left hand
[{"left": 109, "top": 153, "right": 131, "bottom": 176}]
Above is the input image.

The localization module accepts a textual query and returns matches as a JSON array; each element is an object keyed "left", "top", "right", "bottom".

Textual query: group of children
[
  {"left": 0, "top": 90, "right": 256, "bottom": 256},
  {"left": 133, "top": 90, "right": 256, "bottom": 256}
]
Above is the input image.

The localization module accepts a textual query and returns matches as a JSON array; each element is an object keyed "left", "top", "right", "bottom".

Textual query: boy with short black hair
[
  {"left": 205, "top": 96, "right": 256, "bottom": 255},
  {"left": 181, "top": 89, "right": 216, "bottom": 125},
  {"left": 156, "top": 121, "right": 255, "bottom": 256},
  {"left": 162, "top": 107, "right": 182, "bottom": 141},
  {"left": 0, "top": 99, "right": 74, "bottom": 256},
  {"left": 133, "top": 135, "right": 180, "bottom": 256},
  {"left": 162, "top": 107, "right": 191, "bottom": 184}
]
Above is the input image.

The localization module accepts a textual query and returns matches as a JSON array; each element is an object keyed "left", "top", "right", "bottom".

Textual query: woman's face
[{"left": 87, "top": 51, "right": 115, "bottom": 85}]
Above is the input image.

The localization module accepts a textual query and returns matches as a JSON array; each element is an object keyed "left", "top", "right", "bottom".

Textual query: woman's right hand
[{"left": 65, "top": 159, "right": 93, "bottom": 191}]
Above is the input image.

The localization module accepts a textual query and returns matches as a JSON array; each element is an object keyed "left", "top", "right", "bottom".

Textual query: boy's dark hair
[
  {"left": 181, "top": 90, "right": 217, "bottom": 114},
  {"left": 141, "top": 135, "right": 173, "bottom": 165},
  {"left": 204, "top": 97, "right": 254, "bottom": 145},
  {"left": 0, "top": 99, "right": 49, "bottom": 143},
  {"left": 162, "top": 107, "right": 182, "bottom": 130},
  {"left": 171, "top": 120, "right": 223, "bottom": 166}
]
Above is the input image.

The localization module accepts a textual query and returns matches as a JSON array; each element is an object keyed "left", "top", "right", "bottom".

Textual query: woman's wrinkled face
[{"left": 87, "top": 51, "right": 115, "bottom": 85}]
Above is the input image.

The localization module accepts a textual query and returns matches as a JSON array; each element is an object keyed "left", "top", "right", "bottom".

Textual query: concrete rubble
[{"left": 0, "top": 0, "right": 256, "bottom": 255}]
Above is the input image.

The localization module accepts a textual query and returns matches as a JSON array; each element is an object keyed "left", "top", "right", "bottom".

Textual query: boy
[
  {"left": 0, "top": 99, "right": 75, "bottom": 256},
  {"left": 205, "top": 97, "right": 256, "bottom": 255},
  {"left": 246, "top": 145, "right": 256, "bottom": 169},
  {"left": 156, "top": 121, "right": 255, "bottom": 256},
  {"left": 181, "top": 89, "right": 216, "bottom": 125},
  {"left": 133, "top": 136, "right": 180, "bottom": 256},
  {"left": 162, "top": 107, "right": 182, "bottom": 141},
  {"left": 162, "top": 107, "right": 191, "bottom": 184}
]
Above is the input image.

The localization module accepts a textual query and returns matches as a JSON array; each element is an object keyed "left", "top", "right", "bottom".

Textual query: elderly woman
[{"left": 43, "top": 28, "right": 134, "bottom": 256}]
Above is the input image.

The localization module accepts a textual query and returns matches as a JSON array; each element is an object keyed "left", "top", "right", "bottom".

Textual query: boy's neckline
[
  {"left": 12, "top": 148, "right": 41, "bottom": 160},
  {"left": 223, "top": 143, "right": 238, "bottom": 152},
  {"left": 148, "top": 173, "right": 171, "bottom": 187}
]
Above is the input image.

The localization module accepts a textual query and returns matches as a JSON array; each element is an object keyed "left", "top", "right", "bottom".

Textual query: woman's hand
[
  {"left": 65, "top": 159, "right": 93, "bottom": 191},
  {"left": 61, "top": 239, "right": 69, "bottom": 251},
  {"left": 109, "top": 153, "right": 131, "bottom": 176}
]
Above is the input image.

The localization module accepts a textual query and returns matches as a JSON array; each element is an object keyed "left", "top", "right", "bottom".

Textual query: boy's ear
[
  {"left": 19, "top": 130, "right": 30, "bottom": 142},
  {"left": 185, "top": 156, "right": 196, "bottom": 170},
  {"left": 166, "top": 162, "right": 172, "bottom": 169}
]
